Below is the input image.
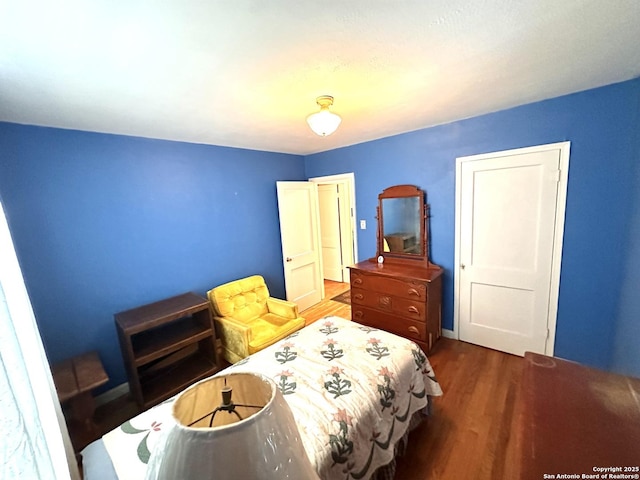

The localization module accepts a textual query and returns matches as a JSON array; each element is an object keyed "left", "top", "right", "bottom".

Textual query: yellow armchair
[{"left": 207, "top": 275, "right": 305, "bottom": 364}]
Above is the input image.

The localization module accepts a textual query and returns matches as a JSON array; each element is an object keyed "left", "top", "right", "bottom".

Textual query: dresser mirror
[{"left": 377, "top": 184, "right": 430, "bottom": 266}]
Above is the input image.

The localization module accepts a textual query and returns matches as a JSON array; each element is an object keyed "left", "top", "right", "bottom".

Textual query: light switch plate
[{"left": 360, "top": 220, "right": 366, "bottom": 229}]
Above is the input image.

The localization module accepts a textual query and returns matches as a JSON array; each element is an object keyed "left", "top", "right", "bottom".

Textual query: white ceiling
[{"left": 1, "top": 1, "right": 639, "bottom": 156}]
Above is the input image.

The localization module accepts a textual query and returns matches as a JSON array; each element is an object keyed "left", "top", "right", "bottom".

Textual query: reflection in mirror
[{"left": 382, "top": 197, "right": 421, "bottom": 255}]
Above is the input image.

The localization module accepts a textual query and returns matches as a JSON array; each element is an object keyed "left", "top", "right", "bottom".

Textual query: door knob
[
  {"left": 461, "top": 263, "right": 466, "bottom": 270},
  {"left": 286, "top": 257, "right": 293, "bottom": 262}
]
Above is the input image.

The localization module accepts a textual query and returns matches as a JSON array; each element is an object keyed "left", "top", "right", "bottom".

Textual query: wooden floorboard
[{"left": 69, "top": 280, "right": 524, "bottom": 479}]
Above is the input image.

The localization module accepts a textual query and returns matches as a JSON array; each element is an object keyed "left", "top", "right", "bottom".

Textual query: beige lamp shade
[
  {"left": 145, "top": 372, "right": 319, "bottom": 480},
  {"left": 306, "top": 95, "right": 342, "bottom": 136}
]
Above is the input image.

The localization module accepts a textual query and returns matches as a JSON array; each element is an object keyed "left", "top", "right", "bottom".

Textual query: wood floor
[
  {"left": 301, "top": 278, "right": 352, "bottom": 324},
  {"left": 393, "top": 337, "right": 523, "bottom": 480},
  {"left": 71, "top": 280, "right": 524, "bottom": 479}
]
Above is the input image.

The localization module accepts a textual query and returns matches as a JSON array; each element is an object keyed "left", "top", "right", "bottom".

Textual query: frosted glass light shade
[
  {"left": 145, "top": 373, "right": 319, "bottom": 480},
  {"left": 307, "top": 95, "right": 342, "bottom": 136},
  {"left": 307, "top": 109, "right": 342, "bottom": 136}
]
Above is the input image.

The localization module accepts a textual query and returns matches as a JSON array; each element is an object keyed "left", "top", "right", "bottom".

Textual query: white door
[
  {"left": 318, "top": 184, "right": 344, "bottom": 282},
  {"left": 310, "top": 173, "right": 357, "bottom": 281},
  {"left": 276, "top": 181, "right": 324, "bottom": 311},
  {"left": 455, "top": 142, "right": 570, "bottom": 356}
]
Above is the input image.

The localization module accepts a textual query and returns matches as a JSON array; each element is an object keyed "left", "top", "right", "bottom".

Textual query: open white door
[
  {"left": 276, "top": 181, "right": 324, "bottom": 311},
  {"left": 455, "top": 142, "right": 570, "bottom": 356},
  {"left": 318, "top": 184, "right": 343, "bottom": 282}
]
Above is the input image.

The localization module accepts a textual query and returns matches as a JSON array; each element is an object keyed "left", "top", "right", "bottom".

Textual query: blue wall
[
  {"left": 305, "top": 78, "right": 640, "bottom": 374},
  {"left": 611, "top": 86, "right": 640, "bottom": 377},
  {"left": 0, "top": 124, "right": 305, "bottom": 388}
]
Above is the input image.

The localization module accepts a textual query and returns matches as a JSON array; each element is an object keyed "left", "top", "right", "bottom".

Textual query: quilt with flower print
[{"left": 100, "top": 316, "right": 442, "bottom": 480}]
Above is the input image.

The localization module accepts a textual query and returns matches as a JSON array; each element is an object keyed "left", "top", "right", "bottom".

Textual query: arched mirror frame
[{"left": 376, "top": 184, "right": 432, "bottom": 268}]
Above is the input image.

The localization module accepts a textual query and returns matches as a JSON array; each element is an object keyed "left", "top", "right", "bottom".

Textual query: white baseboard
[
  {"left": 442, "top": 328, "right": 456, "bottom": 339},
  {"left": 95, "top": 382, "right": 129, "bottom": 407}
]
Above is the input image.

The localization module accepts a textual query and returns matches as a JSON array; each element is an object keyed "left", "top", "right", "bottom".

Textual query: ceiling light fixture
[{"left": 306, "top": 95, "right": 342, "bottom": 136}]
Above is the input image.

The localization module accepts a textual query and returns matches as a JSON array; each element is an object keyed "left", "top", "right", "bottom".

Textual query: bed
[{"left": 82, "top": 316, "right": 443, "bottom": 480}]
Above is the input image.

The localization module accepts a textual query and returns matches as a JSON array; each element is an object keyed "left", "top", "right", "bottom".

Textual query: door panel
[
  {"left": 458, "top": 147, "right": 564, "bottom": 356},
  {"left": 318, "top": 184, "right": 343, "bottom": 282},
  {"left": 470, "top": 283, "right": 534, "bottom": 335},
  {"left": 470, "top": 164, "right": 542, "bottom": 271},
  {"left": 287, "top": 262, "right": 321, "bottom": 306},
  {"left": 276, "top": 182, "right": 324, "bottom": 311}
]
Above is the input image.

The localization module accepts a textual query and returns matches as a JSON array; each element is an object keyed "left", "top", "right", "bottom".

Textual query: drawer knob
[
  {"left": 354, "top": 294, "right": 364, "bottom": 300},
  {"left": 408, "top": 306, "right": 419, "bottom": 314},
  {"left": 408, "top": 288, "right": 420, "bottom": 297},
  {"left": 353, "top": 278, "right": 363, "bottom": 285},
  {"left": 408, "top": 326, "right": 419, "bottom": 335},
  {"left": 354, "top": 311, "right": 363, "bottom": 319}
]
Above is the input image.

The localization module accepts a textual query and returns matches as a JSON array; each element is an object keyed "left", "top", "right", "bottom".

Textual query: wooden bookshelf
[{"left": 115, "top": 292, "right": 220, "bottom": 409}]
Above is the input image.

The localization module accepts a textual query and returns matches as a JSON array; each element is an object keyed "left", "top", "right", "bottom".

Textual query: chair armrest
[
  {"left": 266, "top": 297, "right": 299, "bottom": 319},
  {"left": 213, "top": 316, "right": 252, "bottom": 347}
]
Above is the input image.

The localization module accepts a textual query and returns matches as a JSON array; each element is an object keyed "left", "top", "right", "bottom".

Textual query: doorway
[
  {"left": 276, "top": 174, "right": 356, "bottom": 311},
  {"left": 310, "top": 173, "right": 357, "bottom": 284},
  {"left": 454, "top": 142, "right": 570, "bottom": 356}
]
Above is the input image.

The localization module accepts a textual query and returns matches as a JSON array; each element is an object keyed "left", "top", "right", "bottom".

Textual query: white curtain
[{"left": 0, "top": 202, "right": 79, "bottom": 480}]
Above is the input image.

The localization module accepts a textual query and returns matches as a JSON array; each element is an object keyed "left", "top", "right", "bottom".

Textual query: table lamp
[{"left": 145, "top": 372, "right": 319, "bottom": 479}]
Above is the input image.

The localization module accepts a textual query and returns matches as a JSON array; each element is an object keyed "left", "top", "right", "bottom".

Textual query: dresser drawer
[
  {"left": 350, "top": 270, "right": 427, "bottom": 302},
  {"left": 352, "top": 306, "right": 427, "bottom": 343},
  {"left": 351, "top": 288, "right": 426, "bottom": 321}
]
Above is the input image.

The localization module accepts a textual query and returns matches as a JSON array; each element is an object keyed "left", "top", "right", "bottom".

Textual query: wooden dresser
[{"left": 349, "top": 260, "right": 443, "bottom": 353}]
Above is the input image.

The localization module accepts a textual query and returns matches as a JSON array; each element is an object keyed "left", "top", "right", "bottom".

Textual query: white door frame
[
  {"left": 453, "top": 142, "right": 570, "bottom": 355},
  {"left": 309, "top": 173, "right": 359, "bottom": 276}
]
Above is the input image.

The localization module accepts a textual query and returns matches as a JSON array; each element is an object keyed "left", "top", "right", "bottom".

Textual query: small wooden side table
[{"left": 52, "top": 351, "right": 109, "bottom": 430}]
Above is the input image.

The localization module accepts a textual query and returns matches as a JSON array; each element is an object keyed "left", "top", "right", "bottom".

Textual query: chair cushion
[
  {"left": 209, "top": 275, "right": 269, "bottom": 322},
  {"left": 247, "top": 315, "right": 306, "bottom": 354}
]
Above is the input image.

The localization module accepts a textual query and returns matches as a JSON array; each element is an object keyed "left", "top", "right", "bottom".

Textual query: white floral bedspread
[{"left": 102, "top": 316, "right": 442, "bottom": 480}]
